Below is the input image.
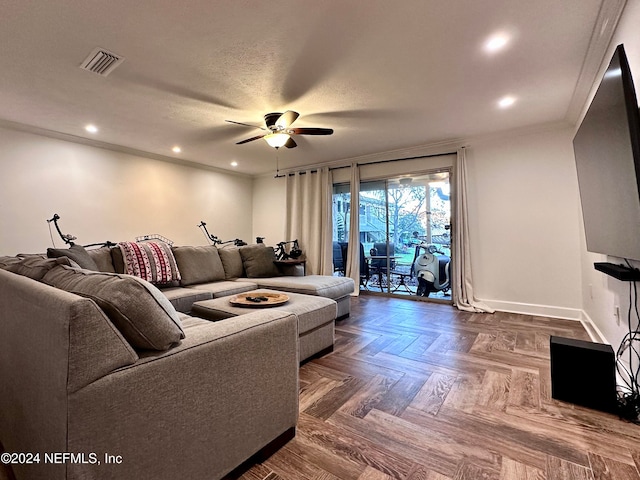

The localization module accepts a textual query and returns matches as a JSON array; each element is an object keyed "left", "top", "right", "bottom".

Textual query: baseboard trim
[
  {"left": 480, "top": 299, "right": 582, "bottom": 321},
  {"left": 480, "top": 299, "right": 613, "bottom": 344},
  {"left": 578, "top": 310, "right": 609, "bottom": 344}
]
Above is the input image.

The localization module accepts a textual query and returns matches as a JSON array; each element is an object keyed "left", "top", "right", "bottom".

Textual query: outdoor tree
[{"left": 364, "top": 185, "right": 427, "bottom": 252}]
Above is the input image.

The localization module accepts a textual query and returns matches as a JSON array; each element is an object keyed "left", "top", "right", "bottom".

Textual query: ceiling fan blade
[
  {"left": 291, "top": 127, "right": 333, "bottom": 135},
  {"left": 276, "top": 110, "right": 300, "bottom": 129},
  {"left": 284, "top": 137, "right": 297, "bottom": 149},
  {"left": 226, "top": 120, "right": 265, "bottom": 130},
  {"left": 236, "top": 134, "right": 265, "bottom": 145}
]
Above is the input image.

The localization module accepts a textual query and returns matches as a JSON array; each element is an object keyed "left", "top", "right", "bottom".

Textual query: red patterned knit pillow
[{"left": 118, "top": 241, "right": 181, "bottom": 286}]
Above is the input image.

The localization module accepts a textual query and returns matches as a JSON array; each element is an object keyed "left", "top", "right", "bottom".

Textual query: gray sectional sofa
[
  {"left": 0, "top": 241, "right": 354, "bottom": 480},
  {"left": 85, "top": 242, "right": 354, "bottom": 320}
]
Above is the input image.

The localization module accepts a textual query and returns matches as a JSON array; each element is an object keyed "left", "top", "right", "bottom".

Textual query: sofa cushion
[
  {"left": 188, "top": 280, "right": 258, "bottom": 298},
  {"left": 217, "top": 246, "right": 244, "bottom": 279},
  {"left": 254, "top": 275, "right": 355, "bottom": 300},
  {"left": 238, "top": 244, "right": 280, "bottom": 278},
  {"left": 86, "top": 246, "right": 116, "bottom": 273},
  {"left": 47, "top": 244, "right": 99, "bottom": 270},
  {"left": 172, "top": 245, "right": 226, "bottom": 286},
  {"left": 118, "top": 241, "right": 181, "bottom": 286},
  {"left": 43, "top": 265, "right": 185, "bottom": 351},
  {"left": 160, "top": 287, "right": 213, "bottom": 314},
  {"left": 2, "top": 255, "right": 72, "bottom": 281}
]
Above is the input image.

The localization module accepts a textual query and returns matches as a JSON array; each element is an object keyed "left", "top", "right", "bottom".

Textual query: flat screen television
[{"left": 573, "top": 44, "right": 640, "bottom": 272}]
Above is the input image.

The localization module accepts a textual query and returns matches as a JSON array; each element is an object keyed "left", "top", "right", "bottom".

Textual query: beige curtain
[
  {"left": 345, "top": 163, "right": 360, "bottom": 295},
  {"left": 452, "top": 148, "right": 494, "bottom": 313},
  {"left": 285, "top": 167, "right": 333, "bottom": 275}
]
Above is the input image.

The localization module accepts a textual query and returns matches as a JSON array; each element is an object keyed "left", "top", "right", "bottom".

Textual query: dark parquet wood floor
[{"left": 240, "top": 295, "right": 640, "bottom": 480}]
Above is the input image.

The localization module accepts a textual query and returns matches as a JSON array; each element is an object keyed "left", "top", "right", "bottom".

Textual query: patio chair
[
  {"left": 390, "top": 264, "right": 414, "bottom": 293},
  {"left": 333, "top": 241, "right": 345, "bottom": 275},
  {"left": 369, "top": 242, "right": 395, "bottom": 290},
  {"left": 339, "top": 242, "right": 370, "bottom": 289}
]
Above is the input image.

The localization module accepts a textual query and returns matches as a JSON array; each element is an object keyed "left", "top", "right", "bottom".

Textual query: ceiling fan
[{"left": 226, "top": 111, "right": 333, "bottom": 149}]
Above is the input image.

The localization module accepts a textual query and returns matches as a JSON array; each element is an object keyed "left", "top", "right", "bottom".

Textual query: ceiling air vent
[{"left": 79, "top": 47, "right": 125, "bottom": 77}]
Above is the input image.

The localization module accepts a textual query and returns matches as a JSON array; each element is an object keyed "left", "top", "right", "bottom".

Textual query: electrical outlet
[{"left": 615, "top": 305, "right": 621, "bottom": 325}]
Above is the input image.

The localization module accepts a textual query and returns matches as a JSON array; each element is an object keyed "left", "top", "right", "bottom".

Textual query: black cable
[
  {"left": 615, "top": 260, "right": 640, "bottom": 421},
  {"left": 615, "top": 280, "right": 633, "bottom": 392},
  {"left": 47, "top": 221, "right": 57, "bottom": 248},
  {"left": 632, "top": 277, "right": 640, "bottom": 391},
  {"left": 628, "top": 280, "right": 634, "bottom": 393}
]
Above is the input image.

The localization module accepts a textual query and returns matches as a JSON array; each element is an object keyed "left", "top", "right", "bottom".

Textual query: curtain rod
[
  {"left": 329, "top": 150, "right": 457, "bottom": 171},
  {"left": 277, "top": 150, "right": 459, "bottom": 177}
]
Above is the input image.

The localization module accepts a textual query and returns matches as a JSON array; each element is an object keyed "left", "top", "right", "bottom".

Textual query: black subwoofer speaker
[{"left": 550, "top": 336, "right": 617, "bottom": 413}]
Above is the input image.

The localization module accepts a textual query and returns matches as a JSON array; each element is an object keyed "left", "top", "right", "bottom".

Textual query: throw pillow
[
  {"left": 43, "top": 265, "right": 184, "bottom": 351},
  {"left": 217, "top": 246, "right": 244, "bottom": 279},
  {"left": 238, "top": 244, "right": 280, "bottom": 278},
  {"left": 118, "top": 241, "right": 181, "bottom": 286},
  {"left": 4, "top": 256, "right": 72, "bottom": 281},
  {"left": 47, "top": 244, "right": 99, "bottom": 270},
  {"left": 171, "top": 245, "right": 225, "bottom": 286},
  {"left": 111, "top": 247, "right": 125, "bottom": 274},
  {"left": 0, "top": 255, "right": 24, "bottom": 269},
  {"left": 86, "top": 246, "right": 117, "bottom": 273}
]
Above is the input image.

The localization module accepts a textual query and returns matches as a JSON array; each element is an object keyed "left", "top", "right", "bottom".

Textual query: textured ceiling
[{"left": 0, "top": 0, "right": 623, "bottom": 175}]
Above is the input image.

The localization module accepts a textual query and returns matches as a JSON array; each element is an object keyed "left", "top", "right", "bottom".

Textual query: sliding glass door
[{"left": 332, "top": 170, "right": 452, "bottom": 301}]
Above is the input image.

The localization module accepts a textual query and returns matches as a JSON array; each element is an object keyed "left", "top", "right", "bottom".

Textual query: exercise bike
[
  {"left": 274, "top": 240, "right": 303, "bottom": 260},
  {"left": 412, "top": 238, "right": 451, "bottom": 297},
  {"left": 197, "top": 221, "right": 247, "bottom": 246}
]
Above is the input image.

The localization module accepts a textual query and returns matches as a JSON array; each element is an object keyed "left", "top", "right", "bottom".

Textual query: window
[{"left": 332, "top": 171, "right": 451, "bottom": 301}]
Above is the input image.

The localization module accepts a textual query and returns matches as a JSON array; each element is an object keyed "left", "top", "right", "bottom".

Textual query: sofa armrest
[
  {"left": 0, "top": 269, "right": 138, "bottom": 480},
  {"left": 66, "top": 310, "right": 299, "bottom": 480}
]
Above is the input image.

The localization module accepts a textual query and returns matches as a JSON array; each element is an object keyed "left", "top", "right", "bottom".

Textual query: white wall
[
  {"left": 467, "top": 126, "right": 583, "bottom": 318},
  {"left": 252, "top": 136, "right": 584, "bottom": 318},
  {"left": 0, "top": 126, "right": 253, "bottom": 255},
  {"left": 252, "top": 174, "right": 287, "bottom": 244},
  {"left": 579, "top": 0, "right": 640, "bottom": 347}
]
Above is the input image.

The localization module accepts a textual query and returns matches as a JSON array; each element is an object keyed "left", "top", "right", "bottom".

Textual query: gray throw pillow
[
  {"left": 4, "top": 256, "right": 72, "bottom": 281},
  {"left": 111, "top": 246, "right": 126, "bottom": 274},
  {"left": 217, "top": 246, "right": 244, "bottom": 279},
  {"left": 43, "top": 265, "right": 184, "bottom": 351},
  {"left": 47, "top": 244, "right": 99, "bottom": 271},
  {"left": 238, "top": 244, "right": 280, "bottom": 278},
  {"left": 172, "top": 245, "right": 225, "bottom": 286},
  {"left": 86, "top": 246, "right": 116, "bottom": 273},
  {"left": 0, "top": 256, "right": 24, "bottom": 269}
]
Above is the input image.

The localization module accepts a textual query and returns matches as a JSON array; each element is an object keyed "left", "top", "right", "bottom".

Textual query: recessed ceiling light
[
  {"left": 230, "top": 161, "right": 238, "bottom": 167},
  {"left": 498, "top": 96, "right": 516, "bottom": 109},
  {"left": 484, "top": 32, "right": 510, "bottom": 53},
  {"left": 85, "top": 124, "right": 98, "bottom": 133},
  {"left": 172, "top": 146, "right": 182, "bottom": 153}
]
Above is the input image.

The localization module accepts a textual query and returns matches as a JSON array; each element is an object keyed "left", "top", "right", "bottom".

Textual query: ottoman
[
  {"left": 191, "top": 289, "right": 337, "bottom": 362},
  {"left": 250, "top": 275, "right": 354, "bottom": 319}
]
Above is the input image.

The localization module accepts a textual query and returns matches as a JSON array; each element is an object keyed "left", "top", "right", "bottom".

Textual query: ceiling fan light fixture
[{"left": 264, "top": 132, "right": 290, "bottom": 148}]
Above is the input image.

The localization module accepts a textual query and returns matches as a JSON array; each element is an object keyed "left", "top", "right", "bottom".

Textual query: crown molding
[
  {"left": 0, "top": 115, "right": 575, "bottom": 182},
  {"left": 263, "top": 119, "right": 573, "bottom": 178},
  {"left": 0, "top": 118, "right": 252, "bottom": 179},
  {"left": 565, "top": 0, "right": 627, "bottom": 125}
]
